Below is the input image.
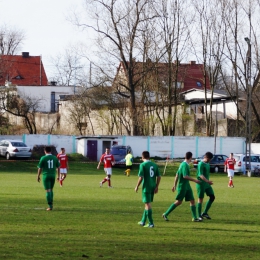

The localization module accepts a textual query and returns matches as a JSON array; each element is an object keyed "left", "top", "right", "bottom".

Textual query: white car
[
  {"left": 233, "top": 153, "right": 260, "bottom": 173},
  {"left": 0, "top": 140, "right": 32, "bottom": 160}
]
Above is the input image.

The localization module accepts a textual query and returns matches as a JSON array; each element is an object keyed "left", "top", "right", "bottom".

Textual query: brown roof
[{"left": 0, "top": 52, "right": 48, "bottom": 86}]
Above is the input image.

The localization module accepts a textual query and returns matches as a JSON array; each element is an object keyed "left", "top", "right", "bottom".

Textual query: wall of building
[
  {"left": 17, "top": 86, "right": 76, "bottom": 112},
  {"left": 58, "top": 99, "right": 191, "bottom": 136},
  {"left": 251, "top": 143, "right": 260, "bottom": 154},
  {"left": 6, "top": 112, "right": 61, "bottom": 134}
]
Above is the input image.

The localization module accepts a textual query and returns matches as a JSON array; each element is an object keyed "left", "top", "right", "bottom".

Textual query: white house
[
  {"left": 16, "top": 85, "right": 80, "bottom": 112},
  {"left": 180, "top": 88, "right": 244, "bottom": 120}
]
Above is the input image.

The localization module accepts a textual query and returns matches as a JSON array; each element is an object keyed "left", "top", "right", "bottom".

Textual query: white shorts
[
  {"left": 104, "top": 168, "right": 112, "bottom": 175},
  {"left": 227, "top": 169, "right": 234, "bottom": 177},
  {"left": 60, "top": 168, "right": 67, "bottom": 174}
]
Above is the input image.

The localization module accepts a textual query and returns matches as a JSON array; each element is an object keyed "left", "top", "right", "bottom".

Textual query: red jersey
[
  {"left": 100, "top": 153, "right": 115, "bottom": 168},
  {"left": 224, "top": 158, "right": 236, "bottom": 170},
  {"left": 57, "top": 153, "right": 68, "bottom": 168}
]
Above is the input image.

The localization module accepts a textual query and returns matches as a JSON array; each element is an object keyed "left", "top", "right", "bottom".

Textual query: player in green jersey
[
  {"left": 37, "top": 146, "right": 60, "bottom": 211},
  {"left": 162, "top": 152, "right": 202, "bottom": 222},
  {"left": 135, "top": 151, "right": 161, "bottom": 228},
  {"left": 196, "top": 152, "right": 214, "bottom": 220}
]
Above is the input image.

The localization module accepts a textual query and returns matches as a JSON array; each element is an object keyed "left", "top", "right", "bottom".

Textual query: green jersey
[
  {"left": 138, "top": 160, "right": 160, "bottom": 193},
  {"left": 177, "top": 161, "right": 191, "bottom": 191},
  {"left": 125, "top": 153, "right": 133, "bottom": 166},
  {"left": 38, "top": 154, "right": 60, "bottom": 175},
  {"left": 197, "top": 161, "right": 211, "bottom": 187}
]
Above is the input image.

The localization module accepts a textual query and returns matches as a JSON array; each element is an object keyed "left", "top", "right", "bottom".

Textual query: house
[
  {"left": 57, "top": 62, "right": 220, "bottom": 136},
  {"left": 0, "top": 51, "right": 79, "bottom": 112},
  {"left": 114, "top": 60, "right": 211, "bottom": 92},
  {"left": 179, "top": 88, "right": 246, "bottom": 136},
  {"left": 0, "top": 52, "right": 80, "bottom": 133},
  {"left": 16, "top": 85, "right": 78, "bottom": 112},
  {"left": 180, "top": 88, "right": 244, "bottom": 120},
  {"left": 0, "top": 52, "right": 48, "bottom": 86}
]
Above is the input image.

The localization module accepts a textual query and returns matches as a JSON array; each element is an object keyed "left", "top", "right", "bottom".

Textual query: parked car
[
  {"left": 110, "top": 145, "right": 133, "bottom": 166},
  {"left": 233, "top": 153, "right": 260, "bottom": 173},
  {"left": 193, "top": 155, "right": 204, "bottom": 168},
  {"left": 193, "top": 154, "right": 228, "bottom": 173},
  {"left": 0, "top": 140, "right": 32, "bottom": 160}
]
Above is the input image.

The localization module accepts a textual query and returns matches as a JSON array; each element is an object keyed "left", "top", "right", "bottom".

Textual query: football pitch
[{"left": 0, "top": 161, "right": 259, "bottom": 260}]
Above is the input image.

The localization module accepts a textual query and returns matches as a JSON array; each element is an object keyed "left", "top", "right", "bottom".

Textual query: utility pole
[
  {"left": 214, "top": 102, "right": 217, "bottom": 154},
  {"left": 89, "top": 62, "right": 92, "bottom": 87},
  {"left": 244, "top": 37, "right": 252, "bottom": 176}
]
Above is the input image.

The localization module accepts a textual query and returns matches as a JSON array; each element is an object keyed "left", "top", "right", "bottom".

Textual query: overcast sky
[{"left": 0, "top": 0, "right": 87, "bottom": 76}]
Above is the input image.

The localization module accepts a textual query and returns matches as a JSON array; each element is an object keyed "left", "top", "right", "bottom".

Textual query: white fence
[
  {"left": 0, "top": 135, "right": 77, "bottom": 155},
  {"left": 116, "top": 136, "right": 245, "bottom": 158},
  {"left": 0, "top": 134, "right": 246, "bottom": 159}
]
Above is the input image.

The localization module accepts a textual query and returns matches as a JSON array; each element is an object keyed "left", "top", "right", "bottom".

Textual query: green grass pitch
[{"left": 0, "top": 161, "right": 259, "bottom": 259}]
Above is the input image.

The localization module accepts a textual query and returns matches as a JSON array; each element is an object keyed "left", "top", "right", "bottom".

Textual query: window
[
  {"left": 176, "top": 82, "right": 182, "bottom": 88},
  {"left": 196, "top": 82, "right": 202, "bottom": 87},
  {"left": 13, "top": 75, "right": 23, "bottom": 80},
  {"left": 11, "top": 142, "right": 27, "bottom": 147},
  {"left": 51, "top": 92, "right": 56, "bottom": 112}
]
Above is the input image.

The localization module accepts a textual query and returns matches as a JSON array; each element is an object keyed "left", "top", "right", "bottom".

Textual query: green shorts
[
  {"left": 176, "top": 188, "right": 194, "bottom": 201},
  {"left": 42, "top": 174, "right": 56, "bottom": 190},
  {"left": 196, "top": 183, "right": 214, "bottom": 198},
  {"left": 142, "top": 192, "right": 154, "bottom": 203}
]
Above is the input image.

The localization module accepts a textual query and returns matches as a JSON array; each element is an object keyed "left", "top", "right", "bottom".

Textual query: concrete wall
[
  {"left": 116, "top": 136, "right": 245, "bottom": 158},
  {"left": 0, "top": 134, "right": 77, "bottom": 154},
  {"left": 0, "top": 134, "right": 246, "bottom": 160}
]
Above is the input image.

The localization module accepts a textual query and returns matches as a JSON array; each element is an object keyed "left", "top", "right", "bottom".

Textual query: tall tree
[
  {"left": 221, "top": 0, "right": 260, "bottom": 140},
  {"left": 192, "top": 0, "right": 225, "bottom": 136},
  {"left": 75, "top": 0, "right": 157, "bottom": 135},
  {"left": 155, "top": 0, "right": 193, "bottom": 135}
]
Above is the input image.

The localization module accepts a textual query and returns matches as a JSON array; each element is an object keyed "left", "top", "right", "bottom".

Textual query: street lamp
[{"left": 244, "top": 37, "right": 252, "bottom": 175}]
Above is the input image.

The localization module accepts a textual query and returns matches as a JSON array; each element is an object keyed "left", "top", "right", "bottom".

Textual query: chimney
[
  {"left": 50, "top": 81, "right": 57, "bottom": 86},
  {"left": 22, "top": 52, "right": 29, "bottom": 58},
  {"left": 190, "top": 61, "right": 196, "bottom": 65}
]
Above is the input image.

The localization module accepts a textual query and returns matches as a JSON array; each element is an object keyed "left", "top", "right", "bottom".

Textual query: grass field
[{"left": 0, "top": 160, "right": 259, "bottom": 260}]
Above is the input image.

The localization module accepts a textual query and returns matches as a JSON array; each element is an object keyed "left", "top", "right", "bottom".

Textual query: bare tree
[
  {"left": 73, "top": 0, "right": 158, "bottom": 135},
  {"left": 220, "top": 0, "right": 260, "bottom": 140},
  {"left": 153, "top": 0, "right": 193, "bottom": 135},
  {"left": 0, "top": 87, "right": 41, "bottom": 134},
  {"left": 191, "top": 0, "right": 226, "bottom": 136},
  {"left": 65, "top": 89, "right": 95, "bottom": 135},
  {"left": 0, "top": 25, "right": 25, "bottom": 55},
  {"left": 49, "top": 45, "right": 88, "bottom": 87}
]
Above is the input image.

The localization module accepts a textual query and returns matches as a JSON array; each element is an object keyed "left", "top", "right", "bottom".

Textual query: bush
[
  {"left": 67, "top": 153, "right": 89, "bottom": 162},
  {"left": 32, "top": 145, "right": 58, "bottom": 159}
]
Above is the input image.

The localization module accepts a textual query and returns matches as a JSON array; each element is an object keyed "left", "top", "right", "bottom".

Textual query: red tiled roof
[
  {"left": 0, "top": 53, "right": 48, "bottom": 86},
  {"left": 177, "top": 62, "right": 210, "bottom": 91},
  {"left": 115, "top": 61, "right": 210, "bottom": 91}
]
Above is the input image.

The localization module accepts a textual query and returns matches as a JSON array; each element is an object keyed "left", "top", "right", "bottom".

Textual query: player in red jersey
[
  {"left": 224, "top": 153, "right": 236, "bottom": 188},
  {"left": 97, "top": 148, "right": 115, "bottom": 188},
  {"left": 57, "top": 148, "right": 69, "bottom": 187}
]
